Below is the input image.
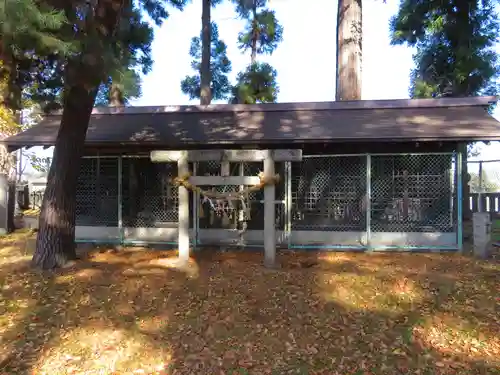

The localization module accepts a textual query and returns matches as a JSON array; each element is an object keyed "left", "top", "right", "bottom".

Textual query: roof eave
[
  {"left": 38, "top": 96, "right": 499, "bottom": 116},
  {"left": 6, "top": 136, "right": 500, "bottom": 152}
]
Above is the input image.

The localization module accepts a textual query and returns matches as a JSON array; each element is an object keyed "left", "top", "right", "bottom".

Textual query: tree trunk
[
  {"left": 335, "top": 0, "right": 362, "bottom": 101},
  {"left": 200, "top": 0, "right": 212, "bottom": 105},
  {"left": 448, "top": 3, "right": 473, "bottom": 222},
  {"left": 32, "top": 84, "right": 98, "bottom": 269},
  {"left": 250, "top": 1, "right": 258, "bottom": 64},
  {"left": 32, "top": 0, "right": 126, "bottom": 269}
]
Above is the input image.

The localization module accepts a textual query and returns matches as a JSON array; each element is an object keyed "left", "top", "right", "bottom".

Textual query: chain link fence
[
  {"left": 289, "top": 153, "right": 456, "bottom": 248},
  {"left": 196, "top": 161, "right": 285, "bottom": 231},
  {"left": 197, "top": 161, "right": 240, "bottom": 230},
  {"left": 121, "top": 158, "right": 192, "bottom": 228},
  {"left": 76, "top": 157, "right": 119, "bottom": 227},
  {"left": 73, "top": 153, "right": 459, "bottom": 249},
  {"left": 291, "top": 155, "right": 367, "bottom": 232},
  {"left": 370, "top": 153, "right": 454, "bottom": 233},
  {"left": 74, "top": 157, "right": 284, "bottom": 238}
]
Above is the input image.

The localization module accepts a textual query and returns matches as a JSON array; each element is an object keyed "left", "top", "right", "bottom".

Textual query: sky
[
  {"left": 22, "top": 0, "right": 500, "bottom": 178},
  {"left": 132, "top": 0, "right": 414, "bottom": 105}
]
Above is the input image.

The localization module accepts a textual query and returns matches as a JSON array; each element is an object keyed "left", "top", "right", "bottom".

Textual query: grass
[{"left": 0, "top": 231, "right": 499, "bottom": 374}]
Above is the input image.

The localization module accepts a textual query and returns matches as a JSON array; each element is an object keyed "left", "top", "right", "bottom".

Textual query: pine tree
[
  {"left": 231, "top": 0, "right": 282, "bottom": 104},
  {"left": 31, "top": 0, "right": 188, "bottom": 269},
  {"left": 181, "top": 22, "right": 232, "bottom": 101},
  {"left": 390, "top": 0, "right": 499, "bottom": 98},
  {"left": 27, "top": 60, "right": 143, "bottom": 109},
  {"left": 0, "top": 0, "right": 71, "bottom": 114},
  {"left": 26, "top": 6, "right": 155, "bottom": 110},
  {"left": 230, "top": 62, "right": 278, "bottom": 104},
  {"left": 0, "top": 0, "right": 73, "bottom": 233},
  {"left": 390, "top": 0, "right": 499, "bottom": 221}
]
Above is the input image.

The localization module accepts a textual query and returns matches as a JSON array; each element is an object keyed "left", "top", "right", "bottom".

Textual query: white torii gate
[{"left": 150, "top": 149, "right": 302, "bottom": 267}]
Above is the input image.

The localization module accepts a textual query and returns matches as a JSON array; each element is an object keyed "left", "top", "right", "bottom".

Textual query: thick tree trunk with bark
[
  {"left": 32, "top": 84, "right": 98, "bottom": 269},
  {"left": 200, "top": 0, "right": 212, "bottom": 105},
  {"left": 447, "top": 2, "right": 473, "bottom": 221},
  {"left": 32, "top": 0, "right": 125, "bottom": 269},
  {"left": 335, "top": 0, "right": 362, "bottom": 101}
]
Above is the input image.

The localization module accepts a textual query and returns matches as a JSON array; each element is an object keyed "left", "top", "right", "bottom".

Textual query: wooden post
[
  {"left": 178, "top": 152, "right": 190, "bottom": 263},
  {"left": 263, "top": 150, "right": 276, "bottom": 267}
]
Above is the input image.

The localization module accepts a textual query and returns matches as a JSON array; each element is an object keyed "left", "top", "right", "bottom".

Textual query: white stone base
[{"left": 72, "top": 226, "right": 458, "bottom": 250}]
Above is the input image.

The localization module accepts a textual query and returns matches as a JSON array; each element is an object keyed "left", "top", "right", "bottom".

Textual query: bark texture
[
  {"left": 32, "top": 0, "right": 125, "bottom": 269},
  {"left": 200, "top": 0, "right": 212, "bottom": 105},
  {"left": 32, "top": 84, "right": 97, "bottom": 269},
  {"left": 250, "top": 1, "right": 258, "bottom": 64},
  {"left": 335, "top": 0, "right": 362, "bottom": 101}
]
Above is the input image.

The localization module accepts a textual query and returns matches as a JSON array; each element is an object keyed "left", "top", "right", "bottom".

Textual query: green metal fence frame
[
  {"left": 74, "top": 151, "right": 464, "bottom": 251},
  {"left": 287, "top": 152, "right": 462, "bottom": 252}
]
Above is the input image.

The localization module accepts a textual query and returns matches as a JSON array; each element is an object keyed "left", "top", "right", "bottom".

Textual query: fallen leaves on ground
[{"left": 0, "top": 234, "right": 499, "bottom": 375}]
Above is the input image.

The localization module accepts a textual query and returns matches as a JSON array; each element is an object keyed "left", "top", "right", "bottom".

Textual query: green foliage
[
  {"left": 230, "top": 62, "right": 278, "bottom": 104},
  {"left": 390, "top": 0, "right": 499, "bottom": 99},
  {"left": 181, "top": 22, "right": 232, "bottom": 101},
  {"left": 0, "top": 0, "right": 72, "bottom": 55},
  {"left": 95, "top": 71, "right": 142, "bottom": 106},
  {"left": 23, "top": 1, "right": 159, "bottom": 111},
  {"left": 0, "top": 0, "right": 73, "bottom": 116},
  {"left": 237, "top": 9, "right": 283, "bottom": 56},
  {"left": 230, "top": 0, "right": 282, "bottom": 104}
]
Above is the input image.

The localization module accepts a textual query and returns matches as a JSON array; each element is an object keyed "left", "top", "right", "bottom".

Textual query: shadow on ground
[{"left": 0, "top": 234, "right": 499, "bottom": 374}]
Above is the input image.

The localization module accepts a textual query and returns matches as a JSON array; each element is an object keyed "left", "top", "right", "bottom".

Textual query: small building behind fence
[{"left": 4, "top": 96, "right": 500, "bottom": 262}]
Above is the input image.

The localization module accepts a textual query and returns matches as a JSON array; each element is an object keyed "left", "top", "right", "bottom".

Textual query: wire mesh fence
[
  {"left": 73, "top": 152, "right": 460, "bottom": 249},
  {"left": 289, "top": 153, "right": 456, "bottom": 247},
  {"left": 76, "top": 157, "right": 119, "bottom": 227},
  {"left": 370, "top": 153, "right": 455, "bottom": 233},
  {"left": 290, "top": 155, "right": 367, "bottom": 231},
  {"left": 121, "top": 158, "right": 194, "bottom": 228},
  {"left": 243, "top": 161, "right": 286, "bottom": 231},
  {"left": 197, "top": 161, "right": 240, "bottom": 230},
  {"left": 196, "top": 161, "right": 286, "bottom": 231}
]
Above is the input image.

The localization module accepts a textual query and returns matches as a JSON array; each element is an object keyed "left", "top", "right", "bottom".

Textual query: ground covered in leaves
[{"left": 0, "top": 231, "right": 499, "bottom": 375}]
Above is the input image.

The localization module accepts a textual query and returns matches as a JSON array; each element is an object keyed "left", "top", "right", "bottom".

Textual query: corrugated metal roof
[{"left": 4, "top": 97, "right": 500, "bottom": 150}]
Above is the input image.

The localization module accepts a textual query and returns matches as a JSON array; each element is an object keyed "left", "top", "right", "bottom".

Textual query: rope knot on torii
[{"left": 171, "top": 171, "right": 280, "bottom": 200}]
